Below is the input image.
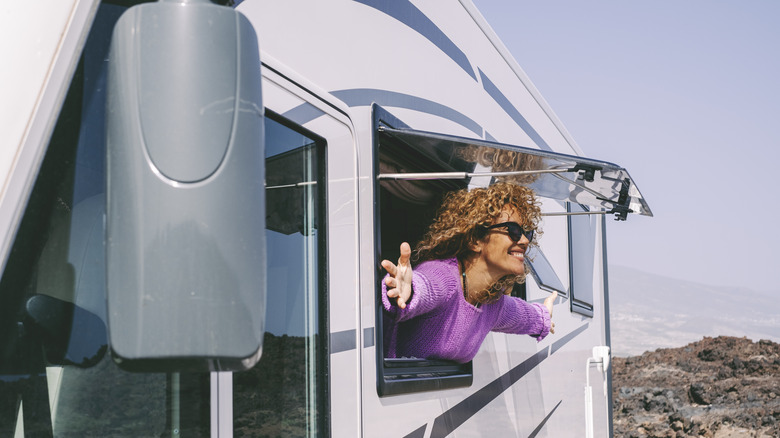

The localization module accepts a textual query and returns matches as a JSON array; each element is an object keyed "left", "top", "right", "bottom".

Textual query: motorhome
[{"left": 0, "top": 0, "right": 652, "bottom": 436}]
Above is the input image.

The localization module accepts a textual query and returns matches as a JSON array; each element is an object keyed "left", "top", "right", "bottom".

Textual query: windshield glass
[{"left": 0, "top": 5, "right": 209, "bottom": 436}]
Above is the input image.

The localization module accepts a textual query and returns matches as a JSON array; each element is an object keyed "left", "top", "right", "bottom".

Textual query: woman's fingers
[
  {"left": 398, "top": 242, "right": 411, "bottom": 267},
  {"left": 544, "top": 290, "right": 558, "bottom": 317},
  {"left": 381, "top": 259, "right": 397, "bottom": 276},
  {"left": 396, "top": 243, "right": 413, "bottom": 308},
  {"left": 544, "top": 291, "right": 558, "bottom": 335},
  {"left": 383, "top": 243, "right": 413, "bottom": 309}
]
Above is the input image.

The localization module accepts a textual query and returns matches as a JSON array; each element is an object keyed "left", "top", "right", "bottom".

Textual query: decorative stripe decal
[
  {"left": 429, "top": 349, "right": 548, "bottom": 438},
  {"left": 363, "top": 327, "right": 375, "bottom": 348},
  {"left": 280, "top": 102, "right": 325, "bottom": 125},
  {"left": 282, "top": 89, "right": 483, "bottom": 138},
  {"left": 332, "top": 89, "right": 483, "bottom": 137},
  {"left": 330, "top": 328, "right": 374, "bottom": 354},
  {"left": 353, "top": 0, "right": 477, "bottom": 81},
  {"left": 403, "top": 424, "right": 428, "bottom": 438},
  {"left": 551, "top": 323, "right": 588, "bottom": 355},
  {"left": 478, "top": 69, "right": 552, "bottom": 152},
  {"left": 528, "top": 400, "right": 563, "bottom": 438},
  {"left": 329, "top": 324, "right": 589, "bottom": 358},
  {"left": 425, "top": 323, "right": 588, "bottom": 437},
  {"left": 330, "top": 329, "right": 356, "bottom": 354}
]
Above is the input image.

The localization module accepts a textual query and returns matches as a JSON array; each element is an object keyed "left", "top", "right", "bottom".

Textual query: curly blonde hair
[{"left": 414, "top": 182, "right": 542, "bottom": 303}]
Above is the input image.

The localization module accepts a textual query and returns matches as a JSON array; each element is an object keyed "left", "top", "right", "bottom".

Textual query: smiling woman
[{"left": 380, "top": 182, "right": 556, "bottom": 364}]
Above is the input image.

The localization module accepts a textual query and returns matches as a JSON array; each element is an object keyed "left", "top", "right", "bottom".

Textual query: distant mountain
[{"left": 607, "top": 265, "right": 780, "bottom": 357}]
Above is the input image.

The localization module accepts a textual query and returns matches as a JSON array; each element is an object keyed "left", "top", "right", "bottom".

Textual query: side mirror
[{"left": 106, "top": 0, "right": 266, "bottom": 372}]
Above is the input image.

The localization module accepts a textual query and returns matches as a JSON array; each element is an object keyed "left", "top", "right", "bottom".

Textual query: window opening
[
  {"left": 373, "top": 103, "right": 646, "bottom": 395},
  {"left": 232, "top": 113, "right": 328, "bottom": 436}
]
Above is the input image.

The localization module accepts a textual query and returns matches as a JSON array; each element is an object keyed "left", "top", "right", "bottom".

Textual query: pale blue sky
[{"left": 473, "top": 1, "right": 780, "bottom": 292}]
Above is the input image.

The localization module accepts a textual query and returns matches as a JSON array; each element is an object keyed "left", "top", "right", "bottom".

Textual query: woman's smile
[{"left": 508, "top": 250, "right": 525, "bottom": 262}]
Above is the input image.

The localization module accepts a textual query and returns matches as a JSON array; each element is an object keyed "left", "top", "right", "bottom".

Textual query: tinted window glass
[
  {"left": 526, "top": 246, "right": 567, "bottom": 295},
  {"left": 568, "top": 202, "right": 596, "bottom": 316}
]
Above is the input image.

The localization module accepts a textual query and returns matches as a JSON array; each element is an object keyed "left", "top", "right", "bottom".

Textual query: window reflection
[{"left": 233, "top": 117, "right": 324, "bottom": 437}]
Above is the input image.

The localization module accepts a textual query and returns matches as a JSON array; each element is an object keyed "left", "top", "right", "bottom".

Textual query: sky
[{"left": 472, "top": 1, "right": 780, "bottom": 293}]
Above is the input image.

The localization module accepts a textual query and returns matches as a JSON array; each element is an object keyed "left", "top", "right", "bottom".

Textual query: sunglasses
[{"left": 482, "top": 222, "right": 534, "bottom": 243}]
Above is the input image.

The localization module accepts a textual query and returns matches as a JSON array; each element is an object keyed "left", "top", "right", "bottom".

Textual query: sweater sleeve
[
  {"left": 492, "top": 296, "right": 551, "bottom": 341},
  {"left": 381, "top": 259, "right": 460, "bottom": 322}
]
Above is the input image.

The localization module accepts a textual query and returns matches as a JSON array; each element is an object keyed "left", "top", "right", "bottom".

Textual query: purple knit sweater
[{"left": 382, "top": 258, "right": 551, "bottom": 363}]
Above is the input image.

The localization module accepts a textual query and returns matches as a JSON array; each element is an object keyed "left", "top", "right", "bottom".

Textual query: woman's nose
[{"left": 519, "top": 235, "right": 530, "bottom": 245}]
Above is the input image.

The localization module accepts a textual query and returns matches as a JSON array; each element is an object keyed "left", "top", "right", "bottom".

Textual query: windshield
[{"left": 0, "top": 5, "right": 209, "bottom": 436}]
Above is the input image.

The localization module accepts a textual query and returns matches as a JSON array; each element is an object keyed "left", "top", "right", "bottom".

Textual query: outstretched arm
[
  {"left": 381, "top": 242, "right": 413, "bottom": 309},
  {"left": 494, "top": 290, "right": 558, "bottom": 340}
]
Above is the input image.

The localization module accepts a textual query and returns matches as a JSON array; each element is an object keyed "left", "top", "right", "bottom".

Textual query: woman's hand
[
  {"left": 381, "top": 242, "right": 413, "bottom": 309},
  {"left": 544, "top": 291, "right": 557, "bottom": 334}
]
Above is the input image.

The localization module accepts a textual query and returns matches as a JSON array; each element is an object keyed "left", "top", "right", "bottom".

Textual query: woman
[{"left": 381, "top": 182, "right": 556, "bottom": 363}]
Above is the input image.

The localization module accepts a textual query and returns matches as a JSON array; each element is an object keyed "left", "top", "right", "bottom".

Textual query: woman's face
[{"left": 474, "top": 207, "right": 530, "bottom": 280}]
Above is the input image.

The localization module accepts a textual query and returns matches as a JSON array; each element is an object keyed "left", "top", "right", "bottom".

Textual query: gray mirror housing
[{"left": 106, "top": 0, "right": 265, "bottom": 372}]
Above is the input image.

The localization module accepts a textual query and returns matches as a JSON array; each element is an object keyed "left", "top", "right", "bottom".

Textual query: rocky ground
[{"left": 612, "top": 336, "right": 780, "bottom": 438}]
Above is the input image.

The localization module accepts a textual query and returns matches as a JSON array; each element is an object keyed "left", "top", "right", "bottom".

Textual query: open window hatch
[{"left": 377, "top": 121, "right": 651, "bottom": 223}]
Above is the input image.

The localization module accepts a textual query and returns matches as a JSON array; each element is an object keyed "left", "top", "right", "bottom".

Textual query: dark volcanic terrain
[{"left": 612, "top": 336, "right": 780, "bottom": 437}]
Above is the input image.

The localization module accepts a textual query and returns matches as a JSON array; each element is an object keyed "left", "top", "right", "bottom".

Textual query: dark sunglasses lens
[
  {"left": 506, "top": 223, "right": 533, "bottom": 242},
  {"left": 505, "top": 223, "right": 521, "bottom": 241}
]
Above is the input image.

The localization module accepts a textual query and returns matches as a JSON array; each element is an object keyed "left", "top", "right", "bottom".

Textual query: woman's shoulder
[
  {"left": 416, "top": 257, "right": 458, "bottom": 267},
  {"left": 415, "top": 257, "right": 459, "bottom": 275},
  {"left": 414, "top": 257, "right": 460, "bottom": 292}
]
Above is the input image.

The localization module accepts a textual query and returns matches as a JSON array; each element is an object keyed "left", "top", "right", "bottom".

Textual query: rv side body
[{"left": 0, "top": 0, "right": 627, "bottom": 436}]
